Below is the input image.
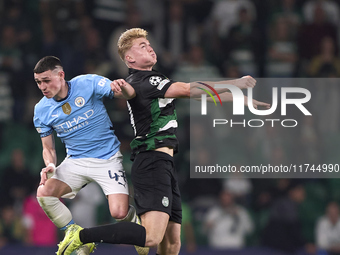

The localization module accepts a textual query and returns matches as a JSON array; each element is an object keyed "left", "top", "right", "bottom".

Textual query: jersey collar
[{"left": 128, "top": 68, "right": 155, "bottom": 74}]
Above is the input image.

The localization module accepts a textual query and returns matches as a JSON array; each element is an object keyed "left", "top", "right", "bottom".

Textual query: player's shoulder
[
  {"left": 69, "top": 74, "right": 100, "bottom": 84},
  {"left": 127, "top": 68, "right": 166, "bottom": 79},
  {"left": 69, "top": 74, "right": 111, "bottom": 92},
  {"left": 127, "top": 68, "right": 169, "bottom": 87},
  {"left": 126, "top": 69, "right": 144, "bottom": 85},
  {"left": 148, "top": 69, "right": 169, "bottom": 81},
  {"left": 34, "top": 97, "right": 52, "bottom": 116}
]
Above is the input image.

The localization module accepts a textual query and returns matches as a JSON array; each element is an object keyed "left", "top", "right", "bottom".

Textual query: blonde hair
[{"left": 117, "top": 28, "right": 148, "bottom": 62}]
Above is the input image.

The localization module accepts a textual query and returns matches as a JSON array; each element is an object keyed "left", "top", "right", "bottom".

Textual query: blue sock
[{"left": 60, "top": 219, "right": 75, "bottom": 231}]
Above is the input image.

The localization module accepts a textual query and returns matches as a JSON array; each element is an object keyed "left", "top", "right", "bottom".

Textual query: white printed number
[{"left": 98, "top": 78, "right": 107, "bottom": 87}]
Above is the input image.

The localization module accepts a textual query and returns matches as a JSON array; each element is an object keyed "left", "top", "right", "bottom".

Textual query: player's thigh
[
  {"left": 131, "top": 151, "right": 174, "bottom": 216},
  {"left": 141, "top": 210, "right": 170, "bottom": 246},
  {"left": 87, "top": 151, "right": 129, "bottom": 197},
  {"left": 37, "top": 178, "right": 72, "bottom": 198},
  {"left": 37, "top": 157, "right": 90, "bottom": 198},
  {"left": 169, "top": 167, "right": 182, "bottom": 224},
  {"left": 50, "top": 157, "right": 90, "bottom": 199}
]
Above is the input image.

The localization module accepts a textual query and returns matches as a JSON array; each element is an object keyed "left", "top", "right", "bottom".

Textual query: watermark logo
[
  {"left": 198, "top": 84, "right": 312, "bottom": 127},
  {"left": 197, "top": 82, "right": 222, "bottom": 115}
]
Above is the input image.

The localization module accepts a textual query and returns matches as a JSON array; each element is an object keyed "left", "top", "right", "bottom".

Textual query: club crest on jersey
[
  {"left": 75, "top": 97, "right": 85, "bottom": 107},
  {"left": 62, "top": 102, "right": 72, "bottom": 115},
  {"left": 149, "top": 76, "right": 163, "bottom": 86},
  {"left": 162, "top": 196, "right": 169, "bottom": 207}
]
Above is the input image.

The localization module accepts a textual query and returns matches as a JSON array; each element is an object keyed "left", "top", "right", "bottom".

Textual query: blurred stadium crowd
[{"left": 1, "top": 0, "right": 340, "bottom": 254}]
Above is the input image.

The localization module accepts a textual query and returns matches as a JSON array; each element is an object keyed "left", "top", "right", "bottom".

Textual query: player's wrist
[
  {"left": 47, "top": 163, "right": 56, "bottom": 170},
  {"left": 46, "top": 163, "right": 56, "bottom": 179}
]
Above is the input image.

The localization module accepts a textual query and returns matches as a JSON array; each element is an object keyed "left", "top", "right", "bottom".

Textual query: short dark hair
[{"left": 33, "top": 56, "right": 63, "bottom": 74}]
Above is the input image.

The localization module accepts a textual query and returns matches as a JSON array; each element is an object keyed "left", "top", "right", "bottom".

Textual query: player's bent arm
[
  {"left": 164, "top": 82, "right": 191, "bottom": 98},
  {"left": 190, "top": 76, "right": 256, "bottom": 95},
  {"left": 111, "top": 79, "right": 136, "bottom": 99},
  {"left": 218, "top": 75, "right": 256, "bottom": 90},
  {"left": 199, "top": 92, "right": 233, "bottom": 103},
  {"left": 164, "top": 81, "right": 232, "bottom": 98},
  {"left": 40, "top": 134, "right": 57, "bottom": 185},
  {"left": 206, "top": 92, "right": 233, "bottom": 102},
  {"left": 41, "top": 134, "right": 57, "bottom": 166},
  {"left": 244, "top": 96, "right": 271, "bottom": 109},
  {"left": 165, "top": 82, "right": 242, "bottom": 99},
  {"left": 170, "top": 76, "right": 257, "bottom": 99},
  {"left": 204, "top": 92, "right": 271, "bottom": 109}
]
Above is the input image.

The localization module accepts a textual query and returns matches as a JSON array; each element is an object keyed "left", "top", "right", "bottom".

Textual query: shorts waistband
[{"left": 138, "top": 150, "right": 174, "bottom": 161}]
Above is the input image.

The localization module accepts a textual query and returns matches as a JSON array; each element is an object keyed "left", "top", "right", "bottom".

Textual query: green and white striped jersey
[{"left": 126, "top": 68, "right": 179, "bottom": 160}]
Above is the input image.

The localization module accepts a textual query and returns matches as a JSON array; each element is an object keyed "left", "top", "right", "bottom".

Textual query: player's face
[
  {"left": 126, "top": 38, "right": 157, "bottom": 69},
  {"left": 34, "top": 69, "right": 65, "bottom": 99}
]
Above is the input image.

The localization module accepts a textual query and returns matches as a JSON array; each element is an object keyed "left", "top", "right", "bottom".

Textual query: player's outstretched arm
[
  {"left": 244, "top": 96, "right": 271, "bottom": 109},
  {"left": 222, "top": 75, "right": 256, "bottom": 90},
  {"left": 205, "top": 92, "right": 271, "bottom": 109},
  {"left": 190, "top": 75, "right": 256, "bottom": 95},
  {"left": 40, "top": 134, "right": 57, "bottom": 185},
  {"left": 111, "top": 79, "right": 136, "bottom": 99},
  {"left": 164, "top": 82, "right": 191, "bottom": 98},
  {"left": 165, "top": 76, "right": 256, "bottom": 99}
]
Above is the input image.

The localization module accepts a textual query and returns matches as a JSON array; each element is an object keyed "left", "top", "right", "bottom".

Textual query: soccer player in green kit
[{"left": 57, "top": 28, "right": 269, "bottom": 255}]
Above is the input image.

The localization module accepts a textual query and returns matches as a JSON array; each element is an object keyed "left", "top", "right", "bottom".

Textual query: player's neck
[{"left": 130, "top": 63, "right": 153, "bottom": 71}]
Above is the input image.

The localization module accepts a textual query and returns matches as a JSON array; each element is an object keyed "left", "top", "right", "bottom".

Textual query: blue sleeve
[
  {"left": 33, "top": 108, "right": 53, "bottom": 138},
  {"left": 92, "top": 75, "right": 114, "bottom": 99}
]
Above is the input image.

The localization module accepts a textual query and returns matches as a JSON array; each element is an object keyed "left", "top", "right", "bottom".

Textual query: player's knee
[
  {"left": 110, "top": 208, "right": 128, "bottom": 220},
  {"left": 168, "top": 239, "right": 181, "bottom": 254},
  {"left": 37, "top": 185, "right": 52, "bottom": 197},
  {"left": 36, "top": 181, "right": 68, "bottom": 198},
  {"left": 145, "top": 235, "right": 163, "bottom": 247}
]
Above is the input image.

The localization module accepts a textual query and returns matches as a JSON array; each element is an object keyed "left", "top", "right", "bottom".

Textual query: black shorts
[{"left": 131, "top": 150, "right": 182, "bottom": 224}]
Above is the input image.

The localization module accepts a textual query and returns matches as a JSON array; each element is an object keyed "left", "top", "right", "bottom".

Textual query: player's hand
[
  {"left": 244, "top": 96, "right": 271, "bottom": 109},
  {"left": 110, "top": 79, "right": 128, "bottom": 93},
  {"left": 252, "top": 99, "right": 271, "bottom": 109},
  {"left": 235, "top": 75, "right": 256, "bottom": 89},
  {"left": 249, "top": 99, "right": 271, "bottom": 109},
  {"left": 111, "top": 79, "right": 136, "bottom": 99},
  {"left": 40, "top": 163, "right": 56, "bottom": 186}
]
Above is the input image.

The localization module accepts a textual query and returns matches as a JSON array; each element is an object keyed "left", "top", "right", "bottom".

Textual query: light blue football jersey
[{"left": 33, "top": 74, "right": 120, "bottom": 159}]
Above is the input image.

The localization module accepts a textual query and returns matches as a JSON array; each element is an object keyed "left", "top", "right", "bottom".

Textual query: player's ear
[
  {"left": 58, "top": 70, "right": 65, "bottom": 80},
  {"left": 125, "top": 54, "right": 134, "bottom": 64}
]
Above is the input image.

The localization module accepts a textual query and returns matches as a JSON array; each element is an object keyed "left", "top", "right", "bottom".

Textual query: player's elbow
[
  {"left": 176, "top": 83, "right": 190, "bottom": 98},
  {"left": 183, "top": 84, "right": 191, "bottom": 98}
]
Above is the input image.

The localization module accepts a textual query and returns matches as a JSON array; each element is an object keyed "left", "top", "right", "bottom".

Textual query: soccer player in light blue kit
[{"left": 33, "top": 56, "right": 147, "bottom": 255}]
